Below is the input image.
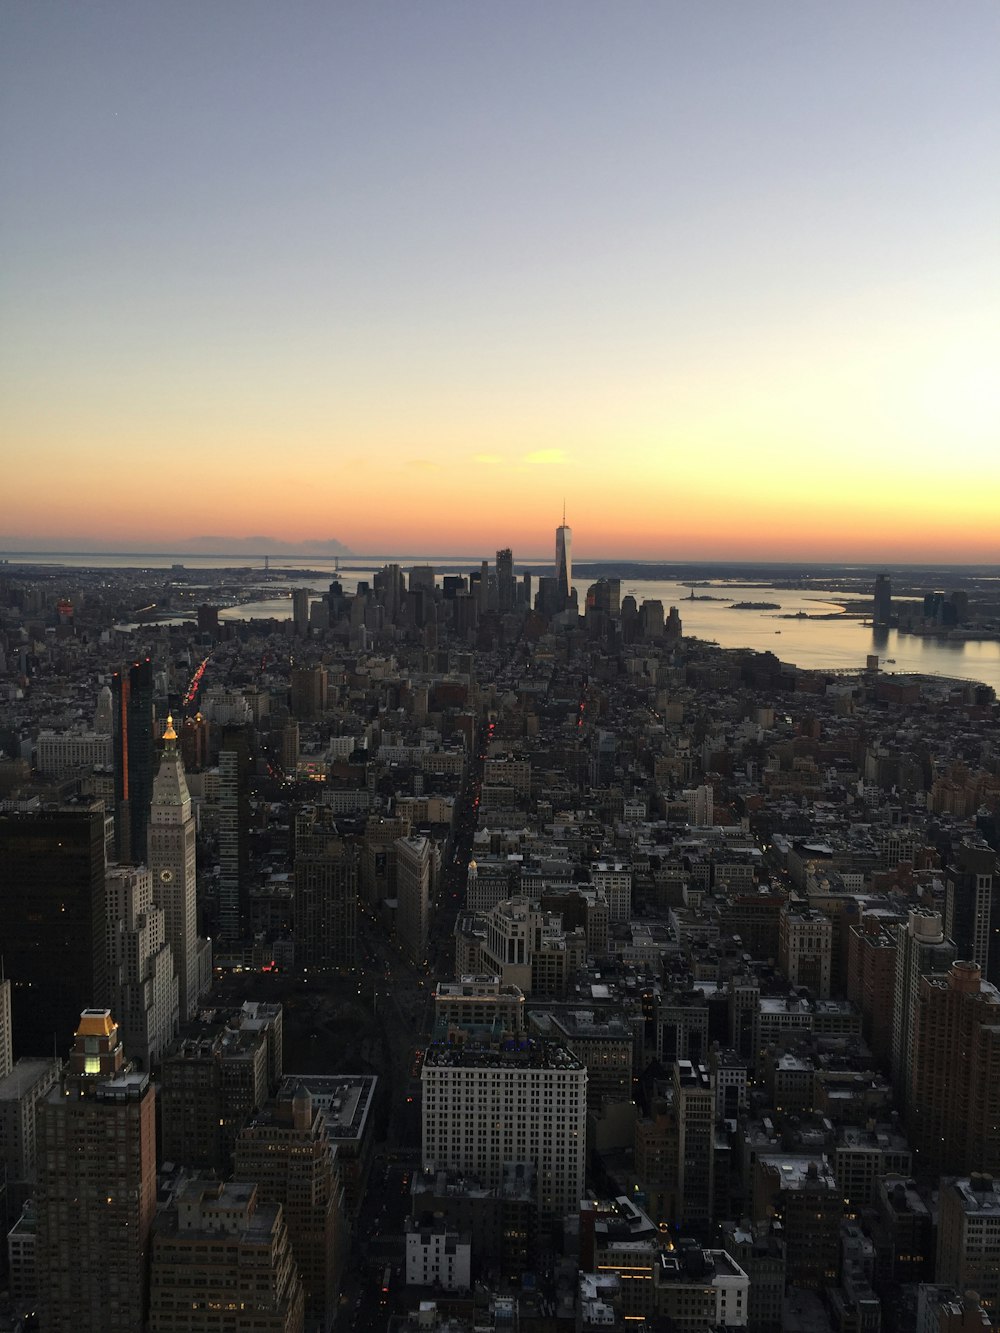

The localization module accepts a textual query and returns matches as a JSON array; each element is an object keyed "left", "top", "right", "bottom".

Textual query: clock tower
[{"left": 148, "top": 716, "right": 212, "bottom": 1020}]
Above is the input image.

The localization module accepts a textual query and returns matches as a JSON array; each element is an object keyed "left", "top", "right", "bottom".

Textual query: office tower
[
  {"left": 0, "top": 1053, "right": 61, "bottom": 1198},
  {"left": 496, "top": 548, "right": 516, "bottom": 613},
  {"left": 373, "top": 562, "right": 405, "bottom": 621},
  {"left": 104, "top": 864, "right": 178, "bottom": 1069},
  {"left": 753, "top": 1156, "right": 841, "bottom": 1290},
  {"left": 293, "top": 809, "right": 359, "bottom": 970},
  {"left": 360, "top": 813, "right": 410, "bottom": 905},
  {"left": 409, "top": 564, "right": 436, "bottom": 594},
  {"left": 292, "top": 587, "right": 310, "bottom": 636},
  {"left": 945, "top": 839, "right": 1000, "bottom": 984},
  {"left": 160, "top": 1003, "right": 281, "bottom": 1173},
  {"left": 94, "top": 683, "right": 113, "bottom": 734},
  {"left": 638, "top": 598, "right": 665, "bottom": 639},
  {"left": 0, "top": 803, "right": 107, "bottom": 1057},
  {"left": 218, "top": 722, "right": 251, "bottom": 943},
  {"left": 890, "top": 908, "right": 956, "bottom": 1098},
  {"left": 421, "top": 1037, "right": 587, "bottom": 1220},
  {"left": 235, "top": 1084, "right": 344, "bottom": 1331},
  {"left": 555, "top": 508, "right": 572, "bottom": 606},
  {"left": 179, "top": 710, "right": 209, "bottom": 771},
  {"left": 909, "top": 960, "right": 1000, "bottom": 1175},
  {"left": 779, "top": 903, "right": 833, "bottom": 998},
  {"left": 36, "top": 1009, "right": 157, "bottom": 1333},
  {"left": 0, "top": 978, "right": 10, "bottom": 1079},
  {"left": 290, "top": 663, "right": 328, "bottom": 720},
  {"left": 674, "top": 1059, "right": 716, "bottom": 1228},
  {"left": 148, "top": 717, "right": 212, "bottom": 1021},
  {"left": 873, "top": 573, "right": 892, "bottom": 627},
  {"left": 478, "top": 558, "right": 492, "bottom": 613},
  {"left": 111, "top": 657, "right": 155, "bottom": 862},
  {"left": 149, "top": 1179, "right": 305, "bottom": 1333},
  {"left": 937, "top": 1176, "right": 1000, "bottom": 1320},
  {"left": 396, "top": 834, "right": 433, "bottom": 965}
]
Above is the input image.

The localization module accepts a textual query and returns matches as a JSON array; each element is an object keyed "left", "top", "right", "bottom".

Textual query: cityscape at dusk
[{"left": 2, "top": 5, "right": 1000, "bottom": 1333}]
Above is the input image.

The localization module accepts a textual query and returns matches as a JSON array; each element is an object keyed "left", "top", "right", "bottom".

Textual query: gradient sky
[{"left": 2, "top": 2, "right": 998, "bottom": 561}]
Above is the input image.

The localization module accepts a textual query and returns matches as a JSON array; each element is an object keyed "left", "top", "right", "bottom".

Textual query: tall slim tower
[
  {"left": 36, "top": 1009, "right": 157, "bottom": 1333},
  {"left": 873, "top": 573, "right": 892, "bottom": 627},
  {"left": 496, "top": 548, "right": 516, "bottom": 613},
  {"left": 555, "top": 505, "right": 572, "bottom": 607},
  {"left": 112, "top": 658, "right": 155, "bottom": 862},
  {"left": 149, "top": 716, "right": 212, "bottom": 1020}
]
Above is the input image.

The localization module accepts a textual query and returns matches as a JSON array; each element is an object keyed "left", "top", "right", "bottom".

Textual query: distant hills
[
  {"left": 181, "top": 536, "right": 354, "bottom": 557},
  {"left": 0, "top": 535, "right": 354, "bottom": 557}
]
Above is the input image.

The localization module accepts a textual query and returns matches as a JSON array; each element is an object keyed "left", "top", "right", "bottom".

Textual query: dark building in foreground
[
  {"left": 0, "top": 802, "right": 107, "bottom": 1057},
  {"left": 112, "top": 657, "right": 155, "bottom": 862}
]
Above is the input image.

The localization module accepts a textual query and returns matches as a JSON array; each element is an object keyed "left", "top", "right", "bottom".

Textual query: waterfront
[{"left": 6, "top": 552, "right": 999, "bottom": 692}]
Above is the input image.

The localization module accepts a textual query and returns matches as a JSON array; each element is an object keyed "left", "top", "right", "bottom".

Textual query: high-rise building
[
  {"left": 293, "top": 808, "right": 359, "bottom": 970},
  {"left": 112, "top": 657, "right": 155, "bottom": 862},
  {"left": 235, "top": 1084, "right": 345, "bottom": 1331},
  {"left": 290, "top": 664, "right": 329, "bottom": 721},
  {"left": 292, "top": 587, "right": 311, "bottom": 637},
  {"left": 909, "top": 960, "right": 1000, "bottom": 1175},
  {"left": 148, "top": 716, "right": 212, "bottom": 1021},
  {"left": 104, "top": 863, "right": 178, "bottom": 1069},
  {"left": 674, "top": 1059, "right": 716, "bottom": 1229},
  {"left": 36, "top": 1009, "right": 157, "bottom": 1333},
  {"left": 890, "top": 908, "right": 956, "bottom": 1098},
  {"left": 937, "top": 1176, "right": 1000, "bottom": 1321},
  {"left": 945, "top": 839, "right": 1000, "bottom": 985},
  {"left": 0, "top": 1054, "right": 61, "bottom": 1196},
  {"left": 396, "top": 834, "right": 433, "bottom": 965},
  {"left": 218, "top": 723, "right": 251, "bottom": 943},
  {"left": 0, "top": 803, "right": 107, "bottom": 1057},
  {"left": 0, "top": 978, "right": 11, "bottom": 1080},
  {"left": 555, "top": 509, "right": 572, "bottom": 607},
  {"left": 496, "top": 548, "right": 516, "bottom": 613},
  {"left": 149, "top": 1179, "right": 305, "bottom": 1333},
  {"left": 873, "top": 573, "right": 892, "bottom": 627},
  {"left": 421, "top": 1037, "right": 587, "bottom": 1220}
]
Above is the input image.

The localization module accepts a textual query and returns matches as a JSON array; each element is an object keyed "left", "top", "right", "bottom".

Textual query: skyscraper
[
  {"left": 555, "top": 507, "right": 572, "bottom": 607},
  {"left": 909, "top": 961, "right": 1000, "bottom": 1175},
  {"left": 234, "top": 1084, "right": 344, "bottom": 1330},
  {"left": 218, "top": 723, "right": 251, "bottom": 943},
  {"left": 873, "top": 573, "right": 892, "bottom": 627},
  {"left": 293, "top": 808, "right": 359, "bottom": 970},
  {"left": 36, "top": 1009, "right": 157, "bottom": 1333},
  {"left": 104, "top": 863, "right": 179, "bottom": 1069},
  {"left": 292, "top": 587, "right": 311, "bottom": 637},
  {"left": 112, "top": 657, "right": 155, "bottom": 862},
  {"left": 890, "top": 908, "right": 956, "bottom": 1099},
  {"left": 0, "top": 803, "right": 108, "bottom": 1057},
  {"left": 496, "top": 547, "right": 516, "bottom": 613},
  {"left": 148, "top": 716, "right": 212, "bottom": 1020},
  {"left": 0, "top": 977, "right": 11, "bottom": 1079}
]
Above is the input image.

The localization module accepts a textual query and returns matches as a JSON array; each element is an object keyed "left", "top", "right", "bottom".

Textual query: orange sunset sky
[{"left": 2, "top": 3, "right": 998, "bottom": 564}]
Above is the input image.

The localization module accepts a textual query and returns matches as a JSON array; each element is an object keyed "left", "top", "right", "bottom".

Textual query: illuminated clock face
[{"left": 160, "top": 869, "right": 174, "bottom": 884}]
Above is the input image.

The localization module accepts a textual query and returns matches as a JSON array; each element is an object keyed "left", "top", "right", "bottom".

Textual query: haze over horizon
[{"left": 2, "top": 3, "right": 998, "bottom": 563}]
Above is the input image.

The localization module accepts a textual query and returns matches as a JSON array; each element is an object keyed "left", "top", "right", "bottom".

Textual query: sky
[{"left": 2, "top": 2, "right": 999, "bottom": 563}]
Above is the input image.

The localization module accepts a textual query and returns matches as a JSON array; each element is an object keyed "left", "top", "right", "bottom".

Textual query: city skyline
[{"left": 2, "top": 3, "right": 999, "bottom": 563}]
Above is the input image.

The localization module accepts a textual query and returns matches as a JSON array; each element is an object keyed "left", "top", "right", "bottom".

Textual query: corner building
[
  {"left": 421, "top": 1037, "right": 587, "bottom": 1221},
  {"left": 36, "top": 1009, "right": 157, "bottom": 1333}
]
